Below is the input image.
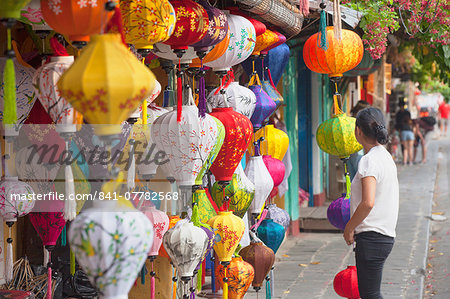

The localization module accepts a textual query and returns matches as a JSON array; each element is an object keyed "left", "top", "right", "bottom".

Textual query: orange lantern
[
  {"left": 303, "top": 26, "right": 363, "bottom": 78},
  {"left": 190, "top": 25, "right": 230, "bottom": 67},
  {"left": 41, "top": 0, "right": 113, "bottom": 47},
  {"left": 251, "top": 29, "right": 278, "bottom": 56}
]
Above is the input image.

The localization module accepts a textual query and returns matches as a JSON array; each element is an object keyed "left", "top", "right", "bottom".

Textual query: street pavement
[{"left": 243, "top": 137, "right": 446, "bottom": 299}]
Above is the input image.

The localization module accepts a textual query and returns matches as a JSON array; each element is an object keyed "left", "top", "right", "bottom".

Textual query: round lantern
[
  {"left": 251, "top": 29, "right": 279, "bottom": 56},
  {"left": 190, "top": 28, "right": 230, "bottom": 67},
  {"left": 248, "top": 78, "right": 277, "bottom": 131},
  {"left": 239, "top": 238, "right": 275, "bottom": 291},
  {"left": 215, "top": 256, "right": 255, "bottom": 299},
  {"left": 245, "top": 155, "right": 273, "bottom": 215},
  {"left": 316, "top": 113, "right": 362, "bottom": 159},
  {"left": 303, "top": 27, "right": 363, "bottom": 78},
  {"left": 151, "top": 105, "right": 219, "bottom": 187},
  {"left": 262, "top": 155, "right": 285, "bottom": 188},
  {"left": 0, "top": 58, "right": 36, "bottom": 134},
  {"left": 69, "top": 200, "right": 153, "bottom": 299},
  {"left": 209, "top": 107, "right": 253, "bottom": 182},
  {"left": 162, "top": 0, "right": 209, "bottom": 54},
  {"left": 163, "top": 220, "right": 209, "bottom": 279},
  {"left": 41, "top": 0, "right": 113, "bottom": 46},
  {"left": 207, "top": 82, "right": 257, "bottom": 119},
  {"left": 261, "top": 31, "right": 286, "bottom": 56},
  {"left": 211, "top": 164, "right": 255, "bottom": 218},
  {"left": 0, "top": 0, "right": 30, "bottom": 19},
  {"left": 208, "top": 211, "right": 245, "bottom": 263},
  {"left": 333, "top": 266, "right": 360, "bottom": 299},
  {"left": 344, "top": 50, "right": 375, "bottom": 77},
  {"left": 191, "top": 0, "right": 228, "bottom": 56},
  {"left": 266, "top": 204, "right": 290, "bottom": 231},
  {"left": 158, "top": 215, "right": 181, "bottom": 259},
  {"left": 0, "top": 177, "right": 34, "bottom": 221},
  {"left": 58, "top": 33, "right": 156, "bottom": 137},
  {"left": 33, "top": 55, "right": 77, "bottom": 133},
  {"left": 205, "top": 13, "right": 256, "bottom": 72},
  {"left": 248, "top": 124, "right": 289, "bottom": 160},
  {"left": 20, "top": 0, "right": 52, "bottom": 31},
  {"left": 257, "top": 219, "right": 285, "bottom": 254},
  {"left": 120, "top": 0, "right": 176, "bottom": 49},
  {"left": 327, "top": 195, "right": 350, "bottom": 230}
]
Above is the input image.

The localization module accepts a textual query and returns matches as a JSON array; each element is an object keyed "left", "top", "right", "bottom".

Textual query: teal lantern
[{"left": 257, "top": 219, "right": 284, "bottom": 254}]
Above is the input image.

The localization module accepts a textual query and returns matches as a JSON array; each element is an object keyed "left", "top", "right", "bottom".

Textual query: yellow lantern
[
  {"left": 120, "top": 0, "right": 176, "bottom": 49},
  {"left": 251, "top": 29, "right": 279, "bottom": 56},
  {"left": 58, "top": 34, "right": 156, "bottom": 136},
  {"left": 208, "top": 211, "right": 245, "bottom": 262},
  {"left": 248, "top": 125, "right": 289, "bottom": 160}
]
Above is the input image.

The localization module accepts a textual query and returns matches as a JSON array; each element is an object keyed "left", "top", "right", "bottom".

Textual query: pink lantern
[{"left": 262, "top": 155, "right": 285, "bottom": 188}]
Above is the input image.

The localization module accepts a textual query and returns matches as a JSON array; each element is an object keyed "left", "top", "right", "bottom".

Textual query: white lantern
[
  {"left": 20, "top": 0, "right": 52, "bottom": 31},
  {"left": 245, "top": 155, "right": 273, "bottom": 215},
  {"left": 0, "top": 176, "right": 34, "bottom": 221},
  {"left": 204, "top": 14, "right": 256, "bottom": 72},
  {"left": 69, "top": 200, "right": 153, "bottom": 299},
  {"left": 207, "top": 82, "right": 256, "bottom": 119},
  {"left": 151, "top": 43, "right": 205, "bottom": 64}
]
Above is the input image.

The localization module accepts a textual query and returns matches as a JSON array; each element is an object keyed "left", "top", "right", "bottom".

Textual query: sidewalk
[{"left": 245, "top": 138, "right": 442, "bottom": 299}]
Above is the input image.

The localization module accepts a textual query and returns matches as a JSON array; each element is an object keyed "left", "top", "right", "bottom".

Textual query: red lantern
[
  {"left": 162, "top": 0, "right": 209, "bottom": 52},
  {"left": 333, "top": 266, "right": 360, "bottom": 299},
  {"left": 209, "top": 107, "right": 253, "bottom": 182},
  {"left": 41, "top": 0, "right": 113, "bottom": 47},
  {"left": 303, "top": 27, "right": 363, "bottom": 78}
]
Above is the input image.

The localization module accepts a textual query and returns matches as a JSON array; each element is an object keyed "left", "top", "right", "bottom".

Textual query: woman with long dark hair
[{"left": 344, "top": 107, "right": 399, "bottom": 299}]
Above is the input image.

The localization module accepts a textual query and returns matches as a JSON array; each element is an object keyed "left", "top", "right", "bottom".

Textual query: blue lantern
[{"left": 257, "top": 219, "right": 285, "bottom": 254}]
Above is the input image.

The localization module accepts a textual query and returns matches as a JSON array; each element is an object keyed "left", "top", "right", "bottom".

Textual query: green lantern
[
  {"left": 0, "top": 0, "right": 30, "bottom": 19},
  {"left": 194, "top": 116, "right": 225, "bottom": 185},
  {"left": 192, "top": 189, "right": 217, "bottom": 223},
  {"left": 211, "top": 165, "right": 255, "bottom": 218}
]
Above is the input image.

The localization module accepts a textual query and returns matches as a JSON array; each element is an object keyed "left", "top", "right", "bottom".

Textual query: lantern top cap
[{"left": 218, "top": 211, "right": 233, "bottom": 216}]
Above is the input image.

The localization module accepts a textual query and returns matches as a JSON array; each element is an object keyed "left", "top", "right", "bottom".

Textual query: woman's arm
[{"left": 344, "top": 176, "right": 377, "bottom": 245}]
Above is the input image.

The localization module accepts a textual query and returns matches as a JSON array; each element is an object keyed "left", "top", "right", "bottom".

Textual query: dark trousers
[{"left": 355, "top": 231, "right": 395, "bottom": 299}]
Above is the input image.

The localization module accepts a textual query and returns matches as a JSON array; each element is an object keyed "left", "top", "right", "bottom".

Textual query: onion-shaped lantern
[
  {"left": 158, "top": 215, "right": 181, "bottom": 259},
  {"left": 239, "top": 235, "right": 275, "bottom": 292},
  {"left": 248, "top": 73, "right": 276, "bottom": 131},
  {"left": 333, "top": 266, "right": 360, "bottom": 299},
  {"left": 327, "top": 194, "right": 350, "bottom": 230},
  {"left": 69, "top": 200, "right": 153, "bottom": 299},
  {"left": 248, "top": 125, "right": 289, "bottom": 160},
  {"left": 260, "top": 31, "right": 286, "bottom": 56},
  {"left": 303, "top": 27, "right": 363, "bottom": 79},
  {"left": 215, "top": 256, "right": 255, "bottom": 299},
  {"left": 209, "top": 107, "right": 253, "bottom": 182},
  {"left": 58, "top": 33, "right": 156, "bottom": 137},
  {"left": 192, "top": 189, "right": 217, "bottom": 223},
  {"left": 190, "top": 28, "right": 230, "bottom": 67},
  {"left": 120, "top": 0, "right": 176, "bottom": 50},
  {"left": 267, "top": 43, "right": 290, "bottom": 86},
  {"left": 251, "top": 29, "right": 278, "bottom": 56},
  {"left": 20, "top": 0, "right": 52, "bottom": 31},
  {"left": 207, "top": 82, "right": 257, "bottom": 119},
  {"left": 262, "top": 155, "right": 285, "bottom": 188},
  {"left": 257, "top": 219, "right": 285, "bottom": 254},
  {"left": 204, "top": 14, "right": 256, "bottom": 72},
  {"left": 41, "top": 0, "right": 113, "bottom": 46},
  {"left": 245, "top": 155, "right": 273, "bottom": 216},
  {"left": 266, "top": 204, "right": 290, "bottom": 231}
]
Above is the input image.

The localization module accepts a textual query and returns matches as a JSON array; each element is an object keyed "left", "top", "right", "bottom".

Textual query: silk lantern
[
  {"left": 239, "top": 236, "right": 275, "bottom": 291},
  {"left": 0, "top": 177, "right": 34, "bottom": 282},
  {"left": 120, "top": 0, "right": 176, "bottom": 49},
  {"left": 215, "top": 256, "right": 254, "bottom": 299},
  {"left": 303, "top": 27, "right": 363, "bottom": 79},
  {"left": 248, "top": 72, "right": 276, "bottom": 131},
  {"left": 262, "top": 79, "right": 283, "bottom": 105},
  {"left": 58, "top": 33, "right": 156, "bottom": 137},
  {"left": 327, "top": 195, "right": 350, "bottom": 230},
  {"left": 248, "top": 125, "right": 289, "bottom": 160},
  {"left": 152, "top": 43, "right": 200, "bottom": 64},
  {"left": 251, "top": 29, "right": 278, "bottom": 56},
  {"left": 192, "top": 189, "right": 217, "bottom": 223},
  {"left": 225, "top": 8, "right": 266, "bottom": 37},
  {"left": 190, "top": 28, "right": 230, "bottom": 67},
  {"left": 207, "top": 82, "right": 257, "bottom": 119},
  {"left": 69, "top": 200, "right": 153, "bottom": 299},
  {"left": 20, "top": 0, "right": 52, "bottom": 31},
  {"left": 333, "top": 266, "right": 360, "bottom": 299},
  {"left": 209, "top": 107, "right": 253, "bottom": 182},
  {"left": 0, "top": 0, "right": 31, "bottom": 19},
  {"left": 257, "top": 219, "right": 284, "bottom": 254},
  {"left": 211, "top": 164, "right": 255, "bottom": 218},
  {"left": 261, "top": 31, "right": 286, "bottom": 56},
  {"left": 245, "top": 155, "right": 273, "bottom": 215},
  {"left": 267, "top": 43, "right": 290, "bottom": 86},
  {"left": 266, "top": 204, "right": 290, "bottom": 231},
  {"left": 262, "top": 155, "right": 285, "bottom": 188},
  {"left": 158, "top": 215, "right": 181, "bottom": 259},
  {"left": 344, "top": 50, "right": 375, "bottom": 77},
  {"left": 41, "top": 0, "right": 113, "bottom": 46},
  {"left": 205, "top": 14, "right": 256, "bottom": 72},
  {"left": 163, "top": 220, "right": 209, "bottom": 281}
]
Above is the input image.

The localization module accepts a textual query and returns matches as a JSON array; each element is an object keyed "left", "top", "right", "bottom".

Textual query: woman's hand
[{"left": 344, "top": 224, "right": 355, "bottom": 245}]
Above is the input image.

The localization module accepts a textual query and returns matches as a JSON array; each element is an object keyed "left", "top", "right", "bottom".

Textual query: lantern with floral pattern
[{"left": 207, "top": 82, "right": 256, "bottom": 119}]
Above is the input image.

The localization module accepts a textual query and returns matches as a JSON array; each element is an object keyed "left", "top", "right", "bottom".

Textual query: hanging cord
[
  {"left": 3, "top": 24, "right": 17, "bottom": 125},
  {"left": 211, "top": 250, "right": 216, "bottom": 293},
  {"left": 333, "top": 0, "right": 342, "bottom": 41},
  {"left": 172, "top": 268, "right": 177, "bottom": 299},
  {"left": 150, "top": 258, "right": 156, "bottom": 299},
  {"left": 398, "top": 0, "right": 440, "bottom": 36},
  {"left": 64, "top": 138, "right": 76, "bottom": 221},
  {"left": 318, "top": 1, "right": 328, "bottom": 50},
  {"left": 177, "top": 59, "right": 183, "bottom": 122}
]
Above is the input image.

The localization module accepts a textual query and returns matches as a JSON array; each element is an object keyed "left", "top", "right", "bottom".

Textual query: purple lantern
[
  {"left": 266, "top": 204, "right": 290, "bottom": 231},
  {"left": 327, "top": 194, "right": 351, "bottom": 230},
  {"left": 249, "top": 85, "right": 276, "bottom": 131},
  {"left": 191, "top": 0, "right": 228, "bottom": 57}
]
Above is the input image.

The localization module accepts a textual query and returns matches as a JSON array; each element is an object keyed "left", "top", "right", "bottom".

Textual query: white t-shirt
[{"left": 350, "top": 145, "right": 399, "bottom": 238}]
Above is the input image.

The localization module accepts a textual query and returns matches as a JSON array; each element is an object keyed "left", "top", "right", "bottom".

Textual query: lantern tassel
[
  {"left": 140, "top": 265, "right": 146, "bottom": 285},
  {"left": 222, "top": 267, "right": 228, "bottom": 299},
  {"left": 49, "top": 37, "right": 69, "bottom": 56},
  {"left": 150, "top": 261, "right": 155, "bottom": 299},
  {"left": 3, "top": 28, "right": 17, "bottom": 125},
  {"left": 106, "top": 6, "right": 127, "bottom": 46},
  {"left": 61, "top": 225, "right": 67, "bottom": 246},
  {"left": 197, "top": 263, "right": 202, "bottom": 291},
  {"left": 64, "top": 140, "right": 76, "bottom": 221},
  {"left": 265, "top": 277, "right": 271, "bottom": 299},
  {"left": 198, "top": 73, "right": 206, "bottom": 118},
  {"left": 127, "top": 140, "right": 136, "bottom": 190},
  {"left": 211, "top": 251, "right": 216, "bottom": 293},
  {"left": 70, "top": 250, "right": 76, "bottom": 276},
  {"left": 177, "top": 76, "right": 182, "bottom": 122},
  {"left": 5, "top": 225, "right": 13, "bottom": 283},
  {"left": 47, "top": 251, "right": 52, "bottom": 299},
  {"left": 318, "top": 5, "right": 328, "bottom": 50}
]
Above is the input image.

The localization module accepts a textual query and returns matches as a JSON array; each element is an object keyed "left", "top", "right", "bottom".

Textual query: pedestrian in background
[
  {"left": 395, "top": 102, "right": 414, "bottom": 165},
  {"left": 344, "top": 107, "right": 399, "bottom": 299},
  {"left": 438, "top": 100, "right": 450, "bottom": 136}
]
